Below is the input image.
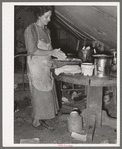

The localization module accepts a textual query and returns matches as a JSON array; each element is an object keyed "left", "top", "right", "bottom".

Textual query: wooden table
[
  {"left": 53, "top": 73, "right": 117, "bottom": 128},
  {"left": 87, "top": 75, "right": 116, "bottom": 128}
]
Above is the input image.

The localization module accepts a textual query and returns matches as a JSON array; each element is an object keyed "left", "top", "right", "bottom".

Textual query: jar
[{"left": 67, "top": 111, "right": 83, "bottom": 133}]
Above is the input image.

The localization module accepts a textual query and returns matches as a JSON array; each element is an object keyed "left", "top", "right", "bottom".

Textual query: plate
[
  {"left": 53, "top": 58, "right": 82, "bottom": 68},
  {"left": 63, "top": 69, "right": 82, "bottom": 75},
  {"left": 54, "top": 58, "right": 81, "bottom": 62}
]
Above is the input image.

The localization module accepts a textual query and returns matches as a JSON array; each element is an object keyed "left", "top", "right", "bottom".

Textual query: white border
[
  {"left": 2, "top": 2, "right": 120, "bottom": 147},
  {"left": 2, "top": 2, "right": 120, "bottom": 6}
]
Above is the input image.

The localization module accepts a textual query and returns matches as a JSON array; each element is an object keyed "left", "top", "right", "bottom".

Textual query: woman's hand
[{"left": 52, "top": 48, "right": 67, "bottom": 60}]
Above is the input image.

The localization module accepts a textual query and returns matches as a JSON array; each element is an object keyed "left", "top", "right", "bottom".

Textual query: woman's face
[{"left": 38, "top": 10, "right": 52, "bottom": 26}]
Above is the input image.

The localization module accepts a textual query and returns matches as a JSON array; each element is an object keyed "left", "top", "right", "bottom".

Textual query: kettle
[{"left": 78, "top": 46, "right": 94, "bottom": 63}]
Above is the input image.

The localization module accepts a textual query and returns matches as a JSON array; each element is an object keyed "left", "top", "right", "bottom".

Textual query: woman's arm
[
  {"left": 24, "top": 25, "right": 67, "bottom": 59},
  {"left": 34, "top": 48, "right": 52, "bottom": 56}
]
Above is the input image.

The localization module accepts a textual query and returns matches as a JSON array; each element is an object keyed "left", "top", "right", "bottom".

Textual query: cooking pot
[{"left": 93, "top": 54, "right": 113, "bottom": 77}]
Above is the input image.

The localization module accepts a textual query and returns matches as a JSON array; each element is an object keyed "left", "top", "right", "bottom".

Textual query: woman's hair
[{"left": 33, "top": 6, "right": 53, "bottom": 19}]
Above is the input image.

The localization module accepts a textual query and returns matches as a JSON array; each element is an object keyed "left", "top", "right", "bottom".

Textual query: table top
[
  {"left": 89, "top": 75, "right": 117, "bottom": 86},
  {"left": 53, "top": 73, "right": 117, "bottom": 87}
]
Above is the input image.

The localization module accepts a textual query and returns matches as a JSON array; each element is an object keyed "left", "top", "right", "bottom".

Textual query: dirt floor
[
  {"left": 14, "top": 107, "right": 117, "bottom": 145},
  {"left": 14, "top": 83, "right": 117, "bottom": 145}
]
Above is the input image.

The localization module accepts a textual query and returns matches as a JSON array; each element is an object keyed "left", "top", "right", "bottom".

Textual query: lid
[
  {"left": 81, "top": 63, "right": 94, "bottom": 68},
  {"left": 93, "top": 54, "right": 113, "bottom": 58},
  {"left": 70, "top": 111, "right": 79, "bottom": 116},
  {"left": 81, "top": 63, "right": 93, "bottom": 65}
]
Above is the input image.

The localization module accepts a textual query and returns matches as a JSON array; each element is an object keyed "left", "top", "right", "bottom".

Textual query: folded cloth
[{"left": 55, "top": 65, "right": 81, "bottom": 75}]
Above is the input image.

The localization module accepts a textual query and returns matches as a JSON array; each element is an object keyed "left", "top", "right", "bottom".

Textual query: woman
[{"left": 24, "top": 6, "right": 66, "bottom": 130}]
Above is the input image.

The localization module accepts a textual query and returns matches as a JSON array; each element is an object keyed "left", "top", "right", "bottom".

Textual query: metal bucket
[{"left": 93, "top": 55, "right": 113, "bottom": 77}]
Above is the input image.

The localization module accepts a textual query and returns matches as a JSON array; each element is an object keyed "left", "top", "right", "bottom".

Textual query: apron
[{"left": 27, "top": 23, "right": 53, "bottom": 91}]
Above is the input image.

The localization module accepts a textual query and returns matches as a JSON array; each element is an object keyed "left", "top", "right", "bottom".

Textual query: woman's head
[{"left": 34, "top": 6, "right": 53, "bottom": 25}]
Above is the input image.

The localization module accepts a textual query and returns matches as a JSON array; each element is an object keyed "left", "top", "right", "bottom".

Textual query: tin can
[{"left": 93, "top": 55, "right": 113, "bottom": 77}]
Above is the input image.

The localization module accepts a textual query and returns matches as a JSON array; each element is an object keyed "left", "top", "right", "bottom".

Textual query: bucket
[
  {"left": 81, "top": 63, "right": 94, "bottom": 76},
  {"left": 93, "top": 54, "right": 113, "bottom": 77}
]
